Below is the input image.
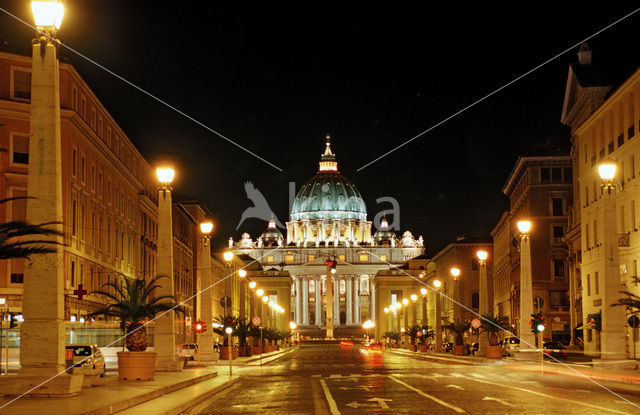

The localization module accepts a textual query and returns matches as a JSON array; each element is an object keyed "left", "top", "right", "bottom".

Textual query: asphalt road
[{"left": 186, "top": 343, "right": 640, "bottom": 414}]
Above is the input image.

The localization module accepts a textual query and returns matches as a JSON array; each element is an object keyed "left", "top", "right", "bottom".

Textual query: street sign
[
  {"left": 628, "top": 316, "right": 640, "bottom": 328},
  {"left": 416, "top": 331, "right": 422, "bottom": 337},
  {"left": 252, "top": 316, "right": 262, "bottom": 326},
  {"left": 471, "top": 318, "right": 481, "bottom": 329},
  {"left": 220, "top": 296, "right": 232, "bottom": 308}
]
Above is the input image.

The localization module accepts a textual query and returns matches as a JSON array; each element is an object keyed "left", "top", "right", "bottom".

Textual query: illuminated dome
[
  {"left": 290, "top": 137, "right": 367, "bottom": 221},
  {"left": 374, "top": 217, "right": 396, "bottom": 244},
  {"left": 260, "top": 217, "right": 284, "bottom": 243}
]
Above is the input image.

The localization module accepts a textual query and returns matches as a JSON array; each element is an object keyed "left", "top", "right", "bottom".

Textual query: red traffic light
[{"left": 193, "top": 321, "right": 206, "bottom": 333}]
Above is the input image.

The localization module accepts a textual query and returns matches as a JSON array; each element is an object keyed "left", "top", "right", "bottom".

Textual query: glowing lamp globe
[
  {"left": 537, "top": 324, "right": 545, "bottom": 332},
  {"left": 262, "top": 296, "right": 269, "bottom": 303},
  {"left": 433, "top": 279, "right": 442, "bottom": 289},
  {"left": 450, "top": 267, "right": 461, "bottom": 279},
  {"left": 223, "top": 251, "right": 234, "bottom": 262},
  {"left": 517, "top": 220, "right": 532, "bottom": 234},
  {"left": 330, "top": 268, "right": 337, "bottom": 274},
  {"left": 200, "top": 221, "right": 214, "bottom": 234},
  {"left": 238, "top": 269, "right": 247, "bottom": 278},
  {"left": 256, "top": 289, "right": 264, "bottom": 297},
  {"left": 32, "top": 0, "right": 64, "bottom": 30},
  {"left": 156, "top": 167, "right": 175, "bottom": 185},
  {"left": 384, "top": 307, "right": 389, "bottom": 313},
  {"left": 290, "top": 321, "right": 297, "bottom": 330},
  {"left": 402, "top": 298, "right": 409, "bottom": 306},
  {"left": 225, "top": 327, "right": 233, "bottom": 334},
  {"left": 410, "top": 294, "right": 418, "bottom": 302},
  {"left": 420, "top": 287, "right": 427, "bottom": 295},
  {"left": 476, "top": 250, "right": 488, "bottom": 261},
  {"left": 598, "top": 162, "right": 616, "bottom": 181},
  {"left": 249, "top": 281, "right": 257, "bottom": 289}
]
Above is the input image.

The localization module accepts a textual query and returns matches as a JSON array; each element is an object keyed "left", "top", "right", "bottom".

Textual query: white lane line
[
  {"left": 389, "top": 375, "right": 465, "bottom": 413},
  {"left": 465, "top": 376, "right": 633, "bottom": 415},
  {"left": 446, "top": 385, "right": 465, "bottom": 390},
  {"left": 482, "top": 397, "right": 516, "bottom": 407},
  {"left": 319, "top": 378, "right": 341, "bottom": 415}
]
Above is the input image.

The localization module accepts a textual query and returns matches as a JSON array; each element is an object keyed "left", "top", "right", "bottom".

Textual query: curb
[
  {"left": 80, "top": 372, "right": 218, "bottom": 415},
  {"left": 504, "top": 363, "right": 640, "bottom": 386}
]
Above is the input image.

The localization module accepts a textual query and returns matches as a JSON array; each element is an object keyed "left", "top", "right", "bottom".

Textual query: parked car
[
  {"left": 542, "top": 342, "right": 568, "bottom": 359},
  {"left": 65, "top": 344, "right": 106, "bottom": 376},
  {"left": 178, "top": 343, "right": 199, "bottom": 360},
  {"left": 502, "top": 337, "right": 520, "bottom": 357}
]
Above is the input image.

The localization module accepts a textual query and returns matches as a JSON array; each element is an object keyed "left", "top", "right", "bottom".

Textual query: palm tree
[
  {"left": 612, "top": 276, "right": 640, "bottom": 314},
  {"left": 88, "top": 275, "right": 184, "bottom": 351},
  {"left": 480, "top": 312, "right": 511, "bottom": 346},
  {"left": 443, "top": 319, "right": 470, "bottom": 346},
  {"left": 0, "top": 196, "right": 65, "bottom": 259}
]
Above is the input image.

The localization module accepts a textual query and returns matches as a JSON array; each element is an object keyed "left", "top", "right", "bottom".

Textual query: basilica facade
[{"left": 230, "top": 138, "right": 424, "bottom": 333}]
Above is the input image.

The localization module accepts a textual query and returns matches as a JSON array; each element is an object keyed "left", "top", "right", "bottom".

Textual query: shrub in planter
[
  {"left": 480, "top": 312, "right": 511, "bottom": 360},
  {"left": 88, "top": 275, "right": 184, "bottom": 380},
  {"left": 443, "top": 319, "right": 470, "bottom": 356}
]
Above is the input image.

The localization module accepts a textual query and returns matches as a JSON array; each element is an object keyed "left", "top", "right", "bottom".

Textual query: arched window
[
  {"left": 360, "top": 277, "right": 369, "bottom": 294},
  {"left": 309, "top": 279, "right": 315, "bottom": 294},
  {"left": 339, "top": 279, "right": 346, "bottom": 295}
]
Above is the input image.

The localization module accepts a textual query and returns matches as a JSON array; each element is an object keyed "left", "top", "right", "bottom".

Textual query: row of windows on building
[
  {"left": 583, "top": 90, "right": 638, "bottom": 167},
  {"left": 266, "top": 252, "right": 387, "bottom": 264}
]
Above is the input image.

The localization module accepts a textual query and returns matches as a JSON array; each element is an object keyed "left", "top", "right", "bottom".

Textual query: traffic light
[
  {"left": 193, "top": 321, "right": 206, "bottom": 333},
  {"left": 587, "top": 311, "right": 602, "bottom": 331},
  {"left": 325, "top": 258, "right": 337, "bottom": 274},
  {"left": 530, "top": 313, "right": 544, "bottom": 333},
  {"left": 8, "top": 312, "right": 18, "bottom": 329}
]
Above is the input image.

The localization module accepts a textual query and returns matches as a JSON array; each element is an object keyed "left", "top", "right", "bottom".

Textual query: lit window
[
  {"left": 285, "top": 255, "right": 294, "bottom": 263},
  {"left": 339, "top": 279, "right": 346, "bottom": 295},
  {"left": 308, "top": 255, "right": 315, "bottom": 261},
  {"left": 360, "top": 277, "right": 369, "bottom": 293},
  {"left": 380, "top": 254, "right": 387, "bottom": 262},
  {"left": 309, "top": 279, "right": 315, "bottom": 294},
  {"left": 267, "top": 255, "right": 274, "bottom": 262},
  {"left": 359, "top": 254, "right": 369, "bottom": 262},
  {"left": 12, "top": 69, "right": 31, "bottom": 100},
  {"left": 338, "top": 254, "right": 346, "bottom": 261}
]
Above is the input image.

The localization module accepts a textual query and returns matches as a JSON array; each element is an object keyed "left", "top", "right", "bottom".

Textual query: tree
[
  {"left": 612, "top": 276, "right": 640, "bottom": 315},
  {"left": 88, "top": 275, "right": 184, "bottom": 351},
  {"left": 0, "top": 196, "right": 65, "bottom": 260},
  {"left": 443, "top": 319, "right": 470, "bottom": 346},
  {"left": 480, "top": 312, "right": 511, "bottom": 346}
]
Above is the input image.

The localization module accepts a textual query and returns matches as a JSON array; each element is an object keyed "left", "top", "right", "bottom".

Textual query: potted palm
[
  {"left": 88, "top": 275, "right": 184, "bottom": 380},
  {"left": 417, "top": 325, "right": 432, "bottom": 352},
  {"left": 405, "top": 325, "right": 422, "bottom": 351},
  {"left": 384, "top": 331, "right": 401, "bottom": 348},
  {"left": 480, "top": 312, "right": 511, "bottom": 359},
  {"left": 236, "top": 318, "right": 252, "bottom": 357},
  {"left": 443, "top": 319, "right": 470, "bottom": 356}
]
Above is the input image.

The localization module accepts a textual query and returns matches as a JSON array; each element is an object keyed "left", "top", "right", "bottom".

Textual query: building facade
[
  {"left": 492, "top": 155, "right": 573, "bottom": 343},
  {"left": 230, "top": 138, "right": 424, "bottom": 335}
]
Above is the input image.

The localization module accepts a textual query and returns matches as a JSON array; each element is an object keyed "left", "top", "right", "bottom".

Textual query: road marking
[
  {"left": 346, "top": 398, "right": 392, "bottom": 409},
  {"left": 319, "top": 379, "right": 341, "bottom": 415},
  {"left": 446, "top": 385, "right": 465, "bottom": 390},
  {"left": 389, "top": 375, "right": 465, "bottom": 413},
  {"left": 482, "top": 397, "right": 516, "bottom": 407},
  {"left": 465, "top": 377, "right": 633, "bottom": 414}
]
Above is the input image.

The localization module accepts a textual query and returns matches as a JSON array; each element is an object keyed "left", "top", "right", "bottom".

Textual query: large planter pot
[
  {"left": 408, "top": 345, "right": 417, "bottom": 352},
  {"left": 251, "top": 346, "right": 263, "bottom": 355},
  {"left": 219, "top": 346, "right": 239, "bottom": 360},
  {"left": 117, "top": 351, "right": 157, "bottom": 381},
  {"left": 238, "top": 346, "right": 247, "bottom": 357},
  {"left": 453, "top": 345, "right": 465, "bottom": 356},
  {"left": 486, "top": 345, "right": 503, "bottom": 359},
  {"left": 419, "top": 344, "right": 428, "bottom": 352}
]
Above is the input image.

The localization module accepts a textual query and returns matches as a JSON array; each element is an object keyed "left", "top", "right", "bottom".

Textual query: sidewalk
[
  {"left": 388, "top": 348, "right": 640, "bottom": 386},
  {"left": 0, "top": 348, "right": 294, "bottom": 415}
]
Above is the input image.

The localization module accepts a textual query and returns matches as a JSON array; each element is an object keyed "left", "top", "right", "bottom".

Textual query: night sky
[{"left": 1, "top": 2, "right": 639, "bottom": 254}]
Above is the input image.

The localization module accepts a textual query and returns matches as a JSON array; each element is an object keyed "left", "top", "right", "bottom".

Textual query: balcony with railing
[{"left": 618, "top": 232, "right": 631, "bottom": 247}]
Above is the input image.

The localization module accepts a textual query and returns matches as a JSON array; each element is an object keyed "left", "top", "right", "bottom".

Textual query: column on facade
[
  {"left": 333, "top": 276, "right": 340, "bottom": 325},
  {"left": 346, "top": 275, "right": 353, "bottom": 325},
  {"left": 354, "top": 277, "right": 360, "bottom": 324},
  {"left": 333, "top": 219, "right": 340, "bottom": 245},
  {"left": 302, "top": 276, "right": 309, "bottom": 325},
  {"left": 295, "top": 277, "right": 302, "bottom": 325},
  {"left": 315, "top": 276, "right": 322, "bottom": 326},
  {"left": 370, "top": 278, "right": 376, "bottom": 323}
]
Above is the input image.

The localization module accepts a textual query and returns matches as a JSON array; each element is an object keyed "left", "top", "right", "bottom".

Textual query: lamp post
[
  {"left": 11, "top": 0, "right": 81, "bottom": 395},
  {"left": 517, "top": 220, "right": 536, "bottom": 354},
  {"left": 325, "top": 258, "right": 337, "bottom": 339},
  {"left": 420, "top": 287, "right": 428, "bottom": 326},
  {"left": 537, "top": 324, "right": 545, "bottom": 374},
  {"left": 198, "top": 221, "right": 215, "bottom": 362},
  {"left": 225, "top": 327, "right": 233, "bottom": 375},
  {"left": 476, "top": 250, "right": 488, "bottom": 356},
  {"left": 450, "top": 267, "right": 461, "bottom": 321},
  {"left": 222, "top": 252, "right": 234, "bottom": 318},
  {"left": 154, "top": 167, "right": 180, "bottom": 371},
  {"left": 363, "top": 320, "right": 374, "bottom": 341},
  {"left": 433, "top": 279, "right": 442, "bottom": 352},
  {"left": 410, "top": 294, "right": 418, "bottom": 327},
  {"left": 597, "top": 162, "right": 627, "bottom": 361}
]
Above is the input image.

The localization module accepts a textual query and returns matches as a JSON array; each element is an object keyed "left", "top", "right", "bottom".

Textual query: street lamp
[
  {"left": 237, "top": 269, "right": 247, "bottom": 278},
  {"left": 198, "top": 220, "right": 215, "bottom": 362},
  {"left": 517, "top": 220, "right": 536, "bottom": 353},
  {"left": 225, "top": 326, "right": 233, "bottom": 375},
  {"left": 450, "top": 267, "right": 461, "bottom": 280},
  {"left": 433, "top": 279, "right": 442, "bottom": 352},
  {"left": 249, "top": 281, "right": 257, "bottom": 289},
  {"left": 596, "top": 161, "right": 626, "bottom": 360},
  {"left": 223, "top": 251, "right": 234, "bottom": 262},
  {"left": 363, "top": 320, "right": 374, "bottom": 341},
  {"left": 477, "top": 250, "right": 488, "bottom": 356},
  {"left": 256, "top": 289, "right": 264, "bottom": 297}
]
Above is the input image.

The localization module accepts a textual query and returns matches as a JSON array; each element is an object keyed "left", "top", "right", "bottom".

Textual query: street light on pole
[
  {"left": 433, "top": 279, "right": 442, "bottom": 352},
  {"left": 198, "top": 221, "right": 215, "bottom": 362},
  {"left": 476, "top": 250, "right": 488, "bottom": 356},
  {"left": 225, "top": 327, "right": 233, "bottom": 375},
  {"left": 517, "top": 220, "right": 536, "bottom": 354}
]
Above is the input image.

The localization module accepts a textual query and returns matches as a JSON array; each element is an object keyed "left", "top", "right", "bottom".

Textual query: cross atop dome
[{"left": 319, "top": 135, "right": 339, "bottom": 172}]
